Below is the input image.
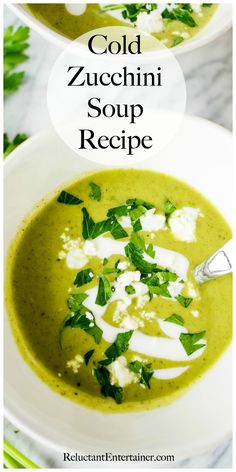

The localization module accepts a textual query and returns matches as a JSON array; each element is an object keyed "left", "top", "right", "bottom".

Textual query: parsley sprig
[{"left": 4, "top": 25, "right": 30, "bottom": 96}]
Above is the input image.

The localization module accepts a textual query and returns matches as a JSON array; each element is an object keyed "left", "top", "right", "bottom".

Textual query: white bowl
[
  {"left": 8, "top": 3, "right": 232, "bottom": 55},
  {"left": 4, "top": 115, "right": 232, "bottom": 460}
]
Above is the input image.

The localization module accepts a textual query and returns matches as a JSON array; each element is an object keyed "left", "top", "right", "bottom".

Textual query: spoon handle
[{"left": 194, "top": 240, "right": 233, "bottom": 284}]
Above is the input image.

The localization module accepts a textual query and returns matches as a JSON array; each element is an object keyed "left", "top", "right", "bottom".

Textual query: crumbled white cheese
[
  {"left": 116, "top": 270, "right": 141, "bottom": 288},
  {"left": 187, "top": 282, "right": 199, "bottom": 298},
  {"left": 168, "top": 280, "right": 184, "bottom": 298},
  {"left": 140, "top": 310, "right": 156, "bottom": 321},
  {"left": 169, "top": 207, "right": 200, "bottom": 243},
  {"left": 67, "top": 354, "right": 84, "bottom": 374},
  {"left": 172, "top": 31, "right": 190, "bottom": 39},
  {"left": 136, "top": 10, "right": 164, "bottom": 33},
  {"left": 66, "top": 248, "right": 88, "bottom": 269},
  {"left": 107, "top": 356, "right": 139, "bottom": 387},
  {"left": 140, "top": 209, "right": 166, "bottom": 232},
  {"left": 117, "top": 261, "right": 129, "bottom": 271},
  {"left": 191, "top": 4, "right": 202, "bottom": 13},
  {"left": 65, "top": 4, "right": 86, "bottom": 15},
  {"left": 119, "top": 209, "right": 166, "bottom": 232},
  {"left": 83, "top": 240, "right": 97, "bottom": 256},
  {"left": 191, "top": 310, "right": 199, "bottom": 318},
  {"left": 120, "top": 315, "right": 144, "bottom": 330},
  {"left": 59, "top": 232, "right": 97, "bottom": 269}
]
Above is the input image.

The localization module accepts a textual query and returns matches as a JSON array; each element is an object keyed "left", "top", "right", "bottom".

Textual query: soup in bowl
[
  {"left": 6, "top": 168, "right": 232, "bottom": 413},
  {"left": 4, "top": 117, "right": 232, "bottom": 455},
  {"left": 9, "top": 3, "right": 232, "bottom": 54}
]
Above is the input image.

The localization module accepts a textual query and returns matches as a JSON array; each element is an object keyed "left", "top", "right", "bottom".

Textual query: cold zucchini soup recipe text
[{"left": 6, "top": 169, "right": 232, "bottom": 413}]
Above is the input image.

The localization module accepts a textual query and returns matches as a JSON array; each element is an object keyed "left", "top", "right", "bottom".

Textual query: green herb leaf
[
  {"left": 4, "top": 25, "right": 30, "bottom": 96},
  {"left": 164, "top": 314, "right": 184, "bottom": 326},
  {"left": 164, "top": 197, "right": 176, "bottom": 217},
  {"left": 179, "top": 331, "right": 206, "bottom": 355},
  {"left": 82, "top": 208, "right": 127, "bottom": 240},
  {"left": 107, "top": 205, "right": 128, "bottom": 218},
  {"left": 74, "top": 268, "right": 94, "bottom": 287},
  {"left": 57, "top": 190, "right": 83, "bottom": 205},
  {"left": 110, "top": 217, "right": 128, "bottom": 239},
  {"left": 149, "top": 283, "right": 171, "bottom": 298},
  {"left": 92, "top": 219, "right": 113, "bottom": 239},
  {"left": 172, "top": 36, "right": 184, "bottom": 47},
  {"left": 84, "top": 349, "right": 95, "bottom": 365},
  {"left": 172, "top": 8, "right": 197, "bottom": 27},
  {"left": 129, "top": 360, "right": 153, "bottom": 388},
  {"left": 95, "top": 275, "right": 112, "bottom": 306},
  {"left": 125, "top": 242, "right": 156, "bottom": 273},
  {"left": 3, "top": 132, "right": 28, "bottom": 158},
  {"left": 202, "top": 4, "right": 212, "bottom": 7},
  {"left": 128, "top": 205, "right": 146, "bottom": 232},
  {"left": 105, "top": 330, "right": 133, "bottom": 360},
  {"left": 64, "top": 311, "right": 102, "bottom": 344},
  {"left": 67, "top": 293, "right": 88, "bottom": 311},
  {"left": 162, "top": 7, "right": 197, "bottom": 27},
  {"left": 126, "top": 198, "right": 155, "bottom": 210},
  {"left": 94, "top": 366, "right": 123, "bottom": 403},
  {"left": 125, "top": 285, "right": 136, "bottom": 295},
  {"left": 102, "top": 4, "right": 158, "bottom": 24},
  {"left": 176, "top": 295, "right": 193, "bottom": 308},
  {"left": 146, "top": 243, "right": 155, "bottom": 258},
  {"left": 89, "top": 182, "right": 101, "bottom": 201}
]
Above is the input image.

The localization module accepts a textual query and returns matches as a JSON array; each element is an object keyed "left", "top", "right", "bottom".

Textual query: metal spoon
[{"left": 193, "top": 240, "right": 233, "bottom": 284}]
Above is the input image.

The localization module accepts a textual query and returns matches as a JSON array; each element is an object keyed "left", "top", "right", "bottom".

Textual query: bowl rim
[{"left": 7, "top": 3, "right": 232, "bottom": 55}]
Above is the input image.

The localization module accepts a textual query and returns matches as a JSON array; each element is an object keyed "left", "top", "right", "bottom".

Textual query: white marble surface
[{"left": 4, "top": 5, "right": 232, "bottom": 469}]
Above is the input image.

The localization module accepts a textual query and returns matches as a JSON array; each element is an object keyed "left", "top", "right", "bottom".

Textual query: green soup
[
  {"left": 6, "top": 169, "right": 232, "bottom": 412},
  {"left": 25, "top": 3, "right": 218, "bottom": 48}
]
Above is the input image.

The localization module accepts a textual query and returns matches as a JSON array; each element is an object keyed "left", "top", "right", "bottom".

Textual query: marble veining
[{"left": 4, "top": 5, "right": 232, "bottom": 469}]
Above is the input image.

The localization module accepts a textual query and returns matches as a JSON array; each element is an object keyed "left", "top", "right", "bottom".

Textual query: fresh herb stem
[{"left": 3, "top": 440, "right": 40, "bottom": 468}]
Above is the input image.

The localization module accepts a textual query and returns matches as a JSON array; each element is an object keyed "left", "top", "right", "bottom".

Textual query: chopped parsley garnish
[
  {"left": 74, "top": 268, "right": 94, "bottom": 287},
  {"left": 141, "top": 270, "right": 178, "bottom": 286},
  {"left": 102, "top": 4, "right": 157, "bottom": 24},
  {"left": 61, "top": 294, "right": 102, "bottom": 347},
  {"left": 129, "top": 205, "right": 146, "bottom": 232},
  {"left": 149, "top": 283, "right": 171, "bottom": 298},
  {"left": 89, "top": 182, "right": 101, "bottom": 201},
  {"left": 164, "top": 198, "right": 176, "bottom": 217},
  {"left": 82, "top": 208, "right": 128, "bottom": 240},
  {"left": 172, "top": 36, "right": 184, "bottom": 48},
  {"left": 162, "top": 7, "right": 197, "bottom": 27},
  {"left": 95, "top": 275, "right": 112, "bottom": 306},
  {"left": 67, "top": 293, "right": 88, "bottom": 311},
  {"left": 94, "top": 366, "right": 123, "bottom": 404},
  {"left": 176, "top": 295, "right": 193, "bottom": 308},
  {"left": 126, "top": 198, "right": 155, "bottom": 210},
  {"left": 180, "top": 331, "right": 206, "bottom": 355},
  {"left": 3, "top": 133, "right": 28, "bottom": 158},
  {"left": 164, "top": 314, "right": 184, "bottom": 326},
  {"left": 84, "top": 349, "right": 95, "bottom": 365},
  {"left": 125, "top": 242, "right": 156, "bottom": 273},
  {"left": 57, "top": 190, "right": 83, "bottom": 205},
  {"left": 202, "top": 4, "right": 212, "bottom": 7},
  {"left": 4, "top": 25, "right": 30, "bottom": 96},
  {"left": 110, "top": 218, "right": 128, "bottom": 239},
  {"left": 107, "top": 205, "right": 128, "bottom": 218},
  {"left": 128, "top": 360, "right": 154, "bottom": 388},
  {"left": 104, "top": 330, "right": 133, "bottom": 362},
  {"left": 125, "top": 285, "right": 136, "bottom": 295},
  {"left": 146, "top": 243, "right": 155, "bottom": 258}
]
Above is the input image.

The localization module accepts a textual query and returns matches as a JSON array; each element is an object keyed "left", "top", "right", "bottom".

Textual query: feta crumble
[
  {"left": 107, "top": 356, "right": 139, "bottom": 387},
  {"left": 169, "top": 207, "right": 200, "bottom": 243},
  {"left": 67, "top": 354, "right": 84, "bottom": 374},
  {"left": 136, "top": 10, "right": 164, "bottom": 33}
]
